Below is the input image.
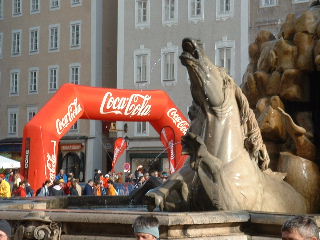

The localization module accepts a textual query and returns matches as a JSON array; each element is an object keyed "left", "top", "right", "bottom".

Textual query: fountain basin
[{"left": 0, "top": 196, "right": 318, "bottom": 239}]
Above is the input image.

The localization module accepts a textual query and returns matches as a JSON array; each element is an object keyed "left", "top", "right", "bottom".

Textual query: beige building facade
[{"left": 0, "top": 0, "right": 117, "bottom": 182}]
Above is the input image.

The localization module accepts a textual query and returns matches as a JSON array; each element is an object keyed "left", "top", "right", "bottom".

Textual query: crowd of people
[
  {"left": 0, "top": 169, "right": 34, "bottom": 198},
  {"left": 0, "top": 165, "right": 170, "bottom": 198}
]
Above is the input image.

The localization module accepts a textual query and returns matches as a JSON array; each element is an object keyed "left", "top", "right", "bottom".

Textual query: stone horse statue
[{"left": 146, "top": 38, "right": 311, "bottom": 213}]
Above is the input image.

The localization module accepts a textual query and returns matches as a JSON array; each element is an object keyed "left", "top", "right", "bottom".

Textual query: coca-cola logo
[
  {"left": 56, "top": 98, "right": 82, "bottom": 135},
  {"left": 100, "top": 92, "right": 152, "bottom": 116},
  {"left": 167, "top": 108, "right": 190, "bottom": 135},
  {"left": 46, "top": 140, "right": 57, "bottom": 182}
]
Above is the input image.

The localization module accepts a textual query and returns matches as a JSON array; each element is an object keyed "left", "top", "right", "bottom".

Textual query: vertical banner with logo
[
  {"left": 24, "top": 138, "right": 31, "bottom": 179},
  {"left": 112, "top": 137, "right": 128, "bottom": 172},
  {"left": 160, "top": 126, "right": 176, "bottom": 173}
]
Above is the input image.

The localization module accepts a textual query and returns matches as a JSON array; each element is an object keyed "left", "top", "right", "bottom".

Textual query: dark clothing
[
  {"left": 26, "top": 185, "right": 34, "bottom": 197},
  {"left": 83, "top": 183, "right": 94, "bottom": 195},
  {"left": 50, "top": 185, "right": 65, "bottom": 196},
  {"left": 93, "top": 173, "right": 101, "bottom": 183},
  {"left": 70, "top": 187, "right": 79, "bottom": 196}
]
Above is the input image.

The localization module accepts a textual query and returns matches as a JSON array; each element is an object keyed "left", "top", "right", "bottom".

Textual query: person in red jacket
[{"left": 13, "top": 181, "right": 27, "bottom": 197}]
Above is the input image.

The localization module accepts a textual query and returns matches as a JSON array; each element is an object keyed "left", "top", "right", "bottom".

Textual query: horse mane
[
  {"left": 219, "top": 69, "right": 270, "bottom": 170},
  {"left": 234, "top": 83, "right": 270, "bottom": 170}
]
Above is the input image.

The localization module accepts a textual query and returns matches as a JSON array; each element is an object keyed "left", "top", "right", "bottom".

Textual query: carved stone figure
[
  {"left": 13, "top": 212, "right": 61, "bottom": 240},
  {"left": 147, "top": 38, "right": 316, "bottom": 213},
  {"left": 241, "top": 3, "right": 320, "bottom": 212}
]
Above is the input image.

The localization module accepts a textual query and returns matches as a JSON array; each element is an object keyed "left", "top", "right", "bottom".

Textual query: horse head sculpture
[{"left": 146, "top": 38, "right": 314, "bottom": 213}]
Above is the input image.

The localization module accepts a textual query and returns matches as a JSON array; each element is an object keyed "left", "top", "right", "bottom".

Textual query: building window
[
  {"left": 134, "top": 47, "right": 150, "bottom": 87},
  {"left": 0, "top": 0, "right": 4, "bottom": 19},
  {"left": 135, "top": 122, "right": 148, "bottom": 136},
  {"left": 50, "top": 0, "right": 60, "bottom": 10},
  {"left": 27, "top": 106, "right": 38, "bottom": 122},
  {"left": 71, "top": 0, "right": 81, "bottom": 6},
  {"left": 8, "top": 108, "right": 19, "bottom": 136},
  {"left": 70, "top": 121, "right": 79, "bottom": 132},
  {"left": 135, "top": 0, "right": 150, "bottom": 29},
  {"left": 11, "top": 30, "right": 22, "bottom": 56},
  {"left": 162, "top": 0, "right": 178, "bottom": 25},
  {"left": 70, "top": 21, "right": 81, "bottom": 49},
  {"left": 0, "top": 32, "right": 3, "bottom": 58},
  {"left": 29, "top": 68, "right": 39, "bottom": 94},
  {"left": 48, "top": 65, "right": 59, "bottom": 92},
  {"left": 30, "top": 0, "right": 40, "bottom": 14},
  {"left": 188, "top": 0, "right": 204, "bottom": 22},
  {"left": 29, "top": 27, "right": 39, "bottom": 54},
  {"left": 49, "top": 24, "right": 60, "bottom": 52},
  {"left": 10, "top": 70, "right": 20, "bottom": 96},
  {"left": 292, "top": 0, "right": 309, "bottom": 3},
  {"left": 260, "top": 0, "right": 278, "bottom": 7},
  {"left": 161, "top": 43, "right": 178, "bottom": 86},
  {"left": 70, "top": 63, "right": 80, "bottom": 84},
  {"left": 216, "top": 0, "right": 233, "bottom": 20},
  {"left": 12, "top": 0, "right": 22, "bottom": 16},
  {"left": 215, "top": 38, "right": 235, "bottom": 76}
]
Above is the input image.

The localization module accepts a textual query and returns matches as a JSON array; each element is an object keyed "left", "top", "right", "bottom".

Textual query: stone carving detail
[
  {"left": 146, "top": 35, "right": 320, "bottom": 213},
  {"left": 13, "top": 212, "right": 61, "bottom": 240},
  {"left": 241, "top": 4, "right": 320, "bottom": 212}
]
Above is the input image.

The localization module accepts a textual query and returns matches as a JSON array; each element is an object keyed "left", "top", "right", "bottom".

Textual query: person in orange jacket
[
  {"left": 108, "top": 180, "right": 118, "bottom": 196},
  {"left": 94, "top": 181, "right": 103, "bottom": 196}
]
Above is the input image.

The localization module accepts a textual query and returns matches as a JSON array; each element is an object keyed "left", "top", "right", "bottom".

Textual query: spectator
[
  {"left": 281, "top": 216, "right": 319, "bottom": 240},
  {"left": 94, "top": 169, "right": 102, "bottom": 183},
  {"left": 38, "top": 180, "right": 52, "bottom": 197},
  {"left": 0, "top": 174, "right": 11, "bottom": 198},
  {"left": 125, "top": 173, "right": 134, "bottom": 183},
  {"left": 69, "top": 180, "right": 79, "bottom": 196},
  {"left": 74, "top": 179, "right": 82, "bottom": 196},
  {"left": 13, "top": 172, "right": 22, "bottom": 191},
  {"left": 55, "top": 169, "right": 68, "bottom": 183},
  {"left": 144, "top": 173, "right": 150, "bottom": 182},
  {"left": 25, "top": 182, "right": 34, "bottom": 197},
  {"left": 133, "top": 215, "right": 159, "bottom": 240},
  {"left": 0, "top": 219, "right": 12, "bottom": 240},
  {"left": 134, "top": 175, "right": 145, "bottom": 189},
  {"left": 94, "top": 181, "right": 103, "bottom": 196},
  {"left": 161, "top": 172, "right": 169, "bottom": 182},
  {"left": 83, "top": 179, "right": 94, "bottom": 195},
  {"left": 134, "top": 165, "right": 144, "bottom": 180},
  {"left": 50, "top": 180, "right": 65, "bottom": 196},
  {"left": 13, "top": 181, "right": 27, "bottom": 197},
  {"left": 150, "top": 171, "right": 159, "bottom": 178},
  {"left": 107, "top": 180, "right": 118, "bottom": 196}
]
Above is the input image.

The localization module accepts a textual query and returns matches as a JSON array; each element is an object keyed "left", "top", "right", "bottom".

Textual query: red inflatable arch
[{"left": 21, "top": 84, "right": 190, "bottom": 190}]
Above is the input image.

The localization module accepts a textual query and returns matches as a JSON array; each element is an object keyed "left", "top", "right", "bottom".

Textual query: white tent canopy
[{"left": 0, "top": 155, "right": 20, "bottom": 169}]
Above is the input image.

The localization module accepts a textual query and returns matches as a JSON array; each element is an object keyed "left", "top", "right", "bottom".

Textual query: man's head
[
  {"left": 88, "top": 179, "right": 94, "bottom": 186},
  {"left": 59, "top": 169, "right": 65, "bottom": 175},
  {"left": 282, "top": 216, "right": 319, "bottom": 240},
  {"left": 133, "top": 215, "right": 159, "bottom": 240},
  {"left": 0, "top": 220, "right": 11, "bottom": 240},
  {"left": 0, "top": 174, "right": 5, "bottom": 182}
]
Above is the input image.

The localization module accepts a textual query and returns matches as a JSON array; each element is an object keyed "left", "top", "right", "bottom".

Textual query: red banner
[
  {"left": 160, "top": 127, "right": 175, "bottom": 173},
  {"left": 112, "top": 137, "right": 128, "bottom": 172}
]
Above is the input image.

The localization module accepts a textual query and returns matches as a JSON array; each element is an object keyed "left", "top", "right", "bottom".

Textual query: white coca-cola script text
[
  {"left": 56, "top": 98, "right": 82, "bottom": 135},
  {"left": 100, "top": 92, "right": 152, "bottom": 116},
  {"left": 167, "top": 108, "right": 189, "bottom": 135}
]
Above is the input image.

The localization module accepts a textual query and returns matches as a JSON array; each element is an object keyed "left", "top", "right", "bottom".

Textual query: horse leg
[{"left": 146, "top": 165, "right": 194, "bottom": 211}]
